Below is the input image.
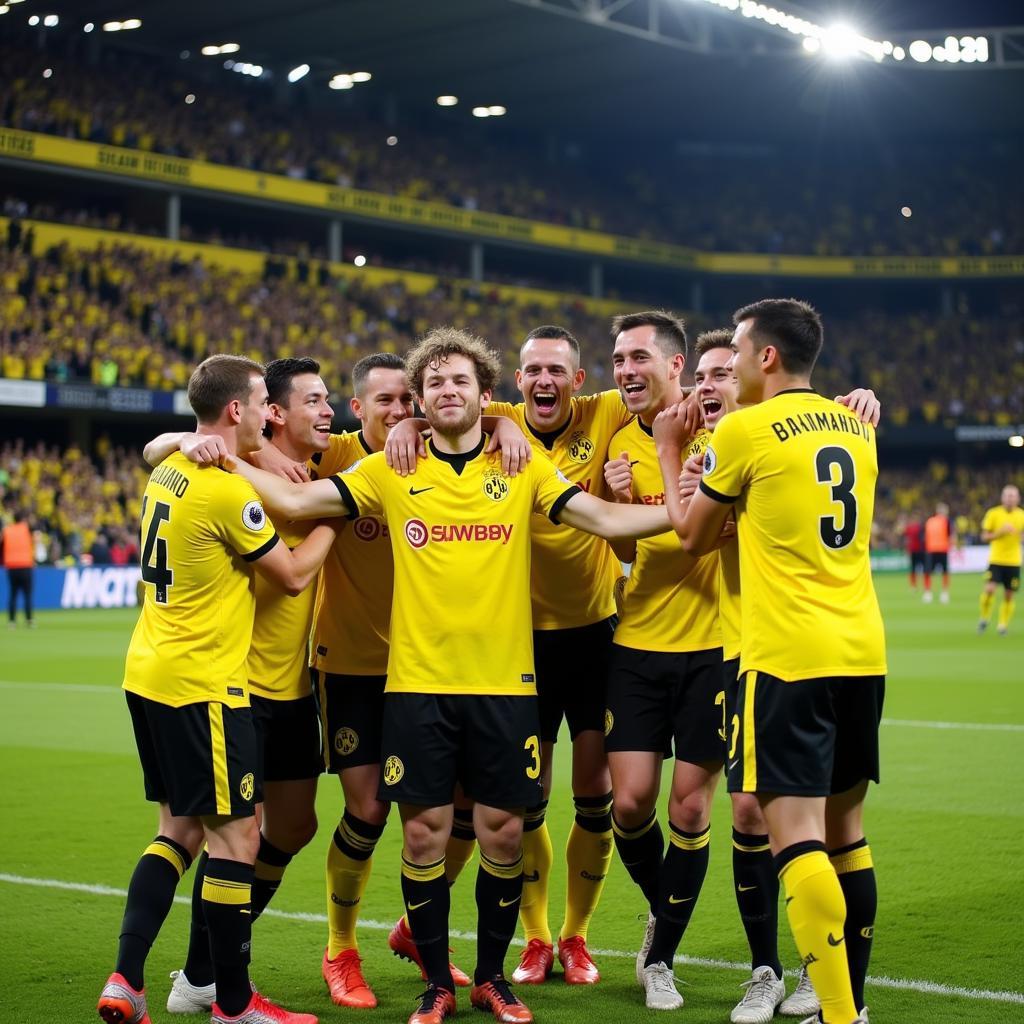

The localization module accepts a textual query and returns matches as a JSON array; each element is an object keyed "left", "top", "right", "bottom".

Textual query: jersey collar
[
  {"left": 526, "top": 413, "right": 573, "bottom": 450},
  {"left": 637, "top": 417, "right": 654, "bottom": 437},
  {"left": 428, "top": 434, "right": 486, "bottom": 476},
  {"left": 357, "top": 430, "right": 373, "bottom": 455},
  {"left": 774, "top": 388, "right": 817, "bottom": 396}
]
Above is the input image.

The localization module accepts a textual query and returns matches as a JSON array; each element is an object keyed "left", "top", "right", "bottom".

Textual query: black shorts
[
  {"left": 720, "top": 657, "right": 741, "bottom": 763},
  {"left": 250, "top": 693, "right": 322, "bottom": 783},
  {"left": 986, "top": 564, "right": 1021, "bottom": 591},
  {"left": 604, "top": 645, "right": 725, "bottom": 766},
  {"left": 926, "top": 551, "right": 948, "bottom": 573},
  {"left": 313, "top": 670, "right": 388, "bottom": 772},
  {"left": 534, "top": 617, "right": 615, "bottom": 743},
  {"left": 726, "top": 671, "right": 884, "bottom": 798},
  {"left": 379, "top": 692, "right": 544, "bottom": 810},
  {"left": 126, "top": 692, "right": 259, "bottom": 817},
  {"left": 910, "top": 551, "right": 926, "bottom": 572}
]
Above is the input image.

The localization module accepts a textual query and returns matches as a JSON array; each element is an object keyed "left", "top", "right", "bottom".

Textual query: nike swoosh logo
[
  {"left": 827, "top": 932, "right": 845, "bottom": 947},
  {"left": 728, "top": 760, "right": 739, "bottom": 771},
  {"left": 409, "top": 486, "right": 434, "bottom": 495},
  {"left": 498, "top": 895, "right": 522, "bottom": 907},
  {"left": 785, "top": 897, "right": 794, "bottom": 906},
  {"left": 629, "top": 460, "right": 640, "bottom": 467},
  {"left": 407, "top": 900, "right": 431, "bottom": 911},
  {"left": 737, "top": 884, "right": 757, "bottom": 892},
  {"left": 667, "top": 895, "right": 695, "bottom": 904}
]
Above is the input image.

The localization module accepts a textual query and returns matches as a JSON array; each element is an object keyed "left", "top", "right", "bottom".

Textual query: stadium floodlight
[
  {"left": 350, "top": 71, "right": 372, "bottom": 82},
  {"left": 353, "top": 255, "right": 367, "bottom": 267},
  {"left": 1009, "top": 435, "right": 1024, "bottom": 448},
  {"left": 436, "top": 95, "right": 458, "bottom": 106},
  {"left": 386, "top": 135, "right": 398, "bottom": 146},
  {"left": 103, "top": 20, "right": 141, "bottom": 31},
  {"left": 28, "top": 14, "right": 38, "bottom": 25},
  {"left": 909, "top": 39, "right": 933, "bottom": 62},
  {"left": 900, "top": 206, "right": 912, "bottom": 218},
  {"left": 202, "top": 43, "right": 240, "bottom": 56},
  {"left": 892, "top": 45, "right": 905, "bottom": 60},
  {"left": 487, "top": 105, "right": 507, "bottom": 116},
  {"left": 43, "top": 14, "right": 59, "bottom": 26},
  {"left": 42, "top": 67, "right": 52, "bottom": 78},
  {"left": 83, "top": 21, "right": 94, "bottom": 31},
  {"left": 0, "top": 6, "right": 9, "bottom": 14},
  {"left": 185, "top": 93, "right": 196, "bottom": 105},
  {"left": 330, "top": 76, "right": 354, "bottom": 89},
  {"left": 472, "top": 106, "right": 491, "bottom": 118},
  {"left": 287, "top": 63, "right": 310, "bottom": 83}
]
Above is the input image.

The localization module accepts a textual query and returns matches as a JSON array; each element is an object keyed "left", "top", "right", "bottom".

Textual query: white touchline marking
[
  {"left": 1, "top": 873, "right": 1021, "bottom": 1005},
  {"left": 5, "top": 682, "right": 1023, "bottom": 734},
  {"left": 881, "top": 717, "right": 1024, "bottom": 733}
]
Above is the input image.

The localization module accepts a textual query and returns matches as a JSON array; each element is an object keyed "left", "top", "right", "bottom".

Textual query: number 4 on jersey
[{"left": 140, "top": 495, "right": 174, "bottom": 603}]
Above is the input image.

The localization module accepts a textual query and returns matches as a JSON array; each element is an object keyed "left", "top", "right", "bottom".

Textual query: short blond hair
[{"left": 405, "top": 326, "right": 501, "bottom": 396}]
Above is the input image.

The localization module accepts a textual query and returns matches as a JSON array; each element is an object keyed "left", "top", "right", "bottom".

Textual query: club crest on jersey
[
  {"left": 383, "top": 755, "right": 405, "bottom": 785},
  {"left": 241, "top": 500, "right": 266, "bottom": 531},
  {"left": 482, "top": 468, "right": 509, "bottom": 502},
  {"left": 353, "top": 516, "right": 382, "bottom": 541},
  {"left": 567, "top": 431, "right": 595, "bottom": 464},
  {"left": 334, "top": 727, "right": 359, "bottom": 756},
  {"left": 703, "top": 447, "right": 717, "bottom": 475},
  {"left": 239, "top": 772, "right": 255, "bottom": 801},
  {"left": 404, "top": 518, "right": 429, "bottom": 548},
  {"left": 604, "top": 709, "right": 614, "bottom": 736}
]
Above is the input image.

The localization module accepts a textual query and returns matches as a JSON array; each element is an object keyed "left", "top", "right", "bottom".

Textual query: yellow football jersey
[
  {"left": 489, "top": 390, "right": 631, "bottom": 629},
  {"left": 718, "top": 539, "right": 741, "bottom": 662},
  {"left": 331, "top": 437, "right": 579, "bottom": 695},
  {"left": 609, "top": 420, "right": 721, "bottom": 653},
  {"left": 124, "top": 452, "right": 279, "bottom": 707},
  {"left": 247, "top": 515, "right": 316, "bottom": 701},
  {"left": 982, "top": 505, "right": 1024, "bottom": 566},
  {"left": 309, "top": 432, "right": 393, "bottom": 676},
  {"left": 701, "top": 389, "right": 886, "bottom": 681}
]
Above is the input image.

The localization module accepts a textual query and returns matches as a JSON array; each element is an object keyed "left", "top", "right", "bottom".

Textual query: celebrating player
[{"left": 98, "top": 356, "right": 336, "bottom": 1024}]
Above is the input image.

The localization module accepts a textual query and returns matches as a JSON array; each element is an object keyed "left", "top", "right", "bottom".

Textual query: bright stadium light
[
  {"left": 488, "top": 105, "right": 507, "bottom": 116},
  {"left": 287, "top": 63, "right": 310, "bottom": 83},
  {"left": 43, "top": 14, "right": 59, "bottom": 26},
  {"left": 202, "top": 43, "right": 239, "bottom": 56},
  {"left": 909, "top": 39, "right": 933, "bottom": 62},
  {"left": 472, "top": 106, "right": 491, "bottom": 118},
  {"left": 83, "top": 21, "right": 94, "bottom": 31},
  {"left": 901, "top": 206, "right": 912, "bottom": 218},
  {"left": 27, "top": 14, "right": 38, "bottom": 25},
  {"left": 436, "top": 95, "right": 458, "bottom": 106},
  {"left": 353, "top": 255, "right": 367, "bottom": 267},
  {"left": 0, "top": 6, "right": 10, "bottom": 14},
  {"left": 330, "top": 76, "right": 353, "bottom": 90},
  {"left": 350, "top": 71, "right": 372, "bottom": 82},
  {"left": 1009, "top": 435, "right": 1024, "bottom": 448},
  {"left": 386, "top": 135, "right": 398, "bottom": 146},
  {"left": 122, "top": 19, "right": 141, "bottom": 29}
]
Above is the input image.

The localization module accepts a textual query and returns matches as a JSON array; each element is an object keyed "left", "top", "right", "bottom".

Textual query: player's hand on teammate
[
  {"left": 652, "top": 393, "right": 702, "bottom": 450},
  {"left": 248, "top": 441, "right": 310, "bottom": 482},
  {"left": 385, "top": 419, "right": 428, "bottom": 476},
  {"left": 836, "top": 388, "right": 881, "bottom": 427},
  {"left": 604, "top": 452, "right": 635, "bottom": 503},
  {"left": 180, "top": 432, "right": 230, "bottom": 467},
  {"left": 485, "top": 417, "right": 533, "bottom": 477},
  {"left": 678, "top": 454, "right": 704, "bottom": 502}
]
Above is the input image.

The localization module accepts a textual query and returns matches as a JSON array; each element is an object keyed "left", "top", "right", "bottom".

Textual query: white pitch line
[
  {"left": 2, "top": 682, "right": 1023, "bottom": 735},
  {"left": 881, "top": 717, "right": 1024, "bottom": 733},
  {"left": 1, "top": 872, "right": 1021, "bottom": 1006}
]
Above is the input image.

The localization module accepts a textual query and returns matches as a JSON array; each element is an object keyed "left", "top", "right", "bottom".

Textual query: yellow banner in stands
[{"left": 2, "top": 128, "right": 1021, "bottom": 278}]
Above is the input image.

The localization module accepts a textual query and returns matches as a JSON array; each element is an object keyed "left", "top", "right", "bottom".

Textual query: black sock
[
  {"left": 202, "top": 857, "right": 254, "bottom": 1016},
  {"left": 475, "top": 852, "right": 524, "bottom": 984},
  {"left": 116, "top": 836, "right": 192, "bottom": 990},
  {"left": 251, "top": 835, "right": 293, "bottom": 922},
  {"left": 831, "top": 839, "right": 876, "bottom": 1011},
  {"left": 732, "top": 829, "right": 782, "bottom": 976},
  {"left": 183, "top": 850, "right": 214, "bottom": 987},
  {"left": 612, "top": 811, "right": 664, "bottom": 913},
  {"left": 401, "top": 854, "right": 452, "bottom": 991},
  {"left": 646, "top": 823, "right": 710, "bottom": 968},
  {"left": 451, "top": 807, "right": 477, "bottom": 844}
]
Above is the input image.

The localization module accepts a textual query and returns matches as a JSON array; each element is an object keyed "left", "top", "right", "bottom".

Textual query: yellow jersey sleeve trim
[{"left": 241, "top": 533, "right": 280, "bottom": 562}]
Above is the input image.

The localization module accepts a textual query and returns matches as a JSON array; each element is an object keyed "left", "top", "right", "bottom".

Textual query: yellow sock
[
  {"left": 779, "top": 847, "right": 858, "bottom": 1024},
  {"left": 979, "top": 590, "right": 995, "bottom": 622},
  {"left": 560, "top": 793, "right": 613, "bottom": 941},
  {"left": 998, "top": 595, "right": 1015, "bottom": 631},
  {"left": 326, "top": 812, "right": 383, "bottom": 957},
  {"left": 520, "top": 804, "right": 553, "bottom": 944}
]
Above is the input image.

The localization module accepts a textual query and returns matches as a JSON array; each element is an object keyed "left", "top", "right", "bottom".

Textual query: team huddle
[{"left": 98, "top": 301, "right": 893, "bottom": 1024}]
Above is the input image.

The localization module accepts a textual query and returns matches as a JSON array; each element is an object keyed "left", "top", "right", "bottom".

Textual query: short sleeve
[
  {"left": 699, "top": 412, "right": 752, "bottom": 504},
  {"left": 212, "top": 473, "right": 280, "bottom": 561},
  {"left": 529, "top": 452, "right": 581, "bottom": 522},
  {"left": 982, "top": 508, "right": 996, "bottom": 533},
  {"left": 330, "top": 452, "right": 387, "bottom": 520}
]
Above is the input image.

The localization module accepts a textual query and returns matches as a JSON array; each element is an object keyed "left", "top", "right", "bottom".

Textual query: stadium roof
[{"left": 31, "top": 0, "right": 1024, "bottom": 145}]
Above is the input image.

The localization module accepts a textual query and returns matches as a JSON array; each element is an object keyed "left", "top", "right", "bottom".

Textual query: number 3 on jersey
[
  {"left": 815, "top": 446, "right": 857, "bottom": 550},
  {"left": 140, "top": 495, "right": 174, "bottom": 604}
]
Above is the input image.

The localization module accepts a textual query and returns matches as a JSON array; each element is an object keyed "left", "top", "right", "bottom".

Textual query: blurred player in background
[
  {"left": 923, "top": 502, "right": 954, "bottom": 603},
  {"left": 98, "top": 355, "right": 336, "bottom": 1024},
  {"left": 2, "top": 509, "right": 35, "bottom": 627},
  {"left": 978, "top": 484, "right": 1024, "bottom": 635},
  {"left": 902, "top": 515, "right": 925, "bottom": 592}
]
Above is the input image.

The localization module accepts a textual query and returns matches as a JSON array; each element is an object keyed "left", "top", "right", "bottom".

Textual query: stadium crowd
[
  {"left": 2, "top": 42, "right": 1021, "bottom": 257},
  {"left": 2, "top": 238, "right": 1022, "bottom": 425}
]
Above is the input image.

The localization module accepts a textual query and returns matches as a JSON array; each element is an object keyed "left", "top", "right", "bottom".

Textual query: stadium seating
[{"left": 3, "top": 43, "right": 1020, "bottom": 257}]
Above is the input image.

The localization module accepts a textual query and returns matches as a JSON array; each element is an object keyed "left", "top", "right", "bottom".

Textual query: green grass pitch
[{"left": 0, "top": 573, "right": 1021, "bottom": 1022}]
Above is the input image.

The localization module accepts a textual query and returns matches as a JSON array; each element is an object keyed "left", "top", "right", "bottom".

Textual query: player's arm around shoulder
[
  {"left": 556, "top": 486, "right": 670, "bottom": 542},
  {"left": 676, "top": 409, "right": 747, "bottom": 557},
  {"left": 229, "top": 453, "right": 351, "bottom": 521}
]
